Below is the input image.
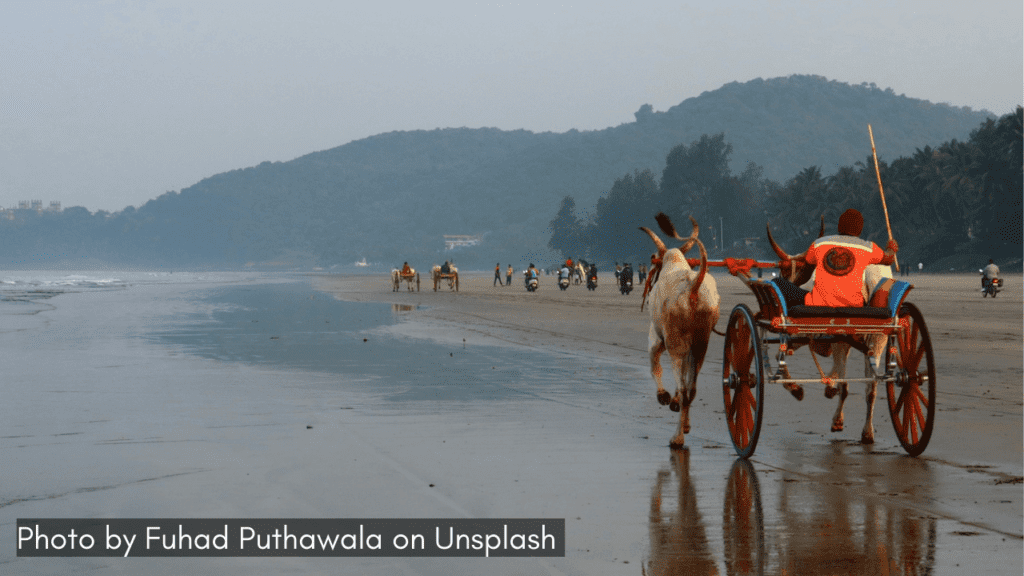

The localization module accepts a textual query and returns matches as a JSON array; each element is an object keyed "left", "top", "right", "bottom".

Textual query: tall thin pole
[{"left": 868, "top": 124, "right": 899, "bottom": 272}]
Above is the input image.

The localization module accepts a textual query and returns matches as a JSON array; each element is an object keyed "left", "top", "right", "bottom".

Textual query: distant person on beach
[
  {"left": 494, "top": 263, "right": 503, "bottom": 286},
  {"left": 441, "top": 261, "right": 451, "bottom": 275},
  {"left": 506, "top": 265, "right": 512, "bottom": 287}
]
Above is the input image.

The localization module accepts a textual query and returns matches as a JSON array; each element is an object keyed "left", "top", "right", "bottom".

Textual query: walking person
[
  {"left": 506, "top": 265, "right": 513, "bottom": 287},
  {"left": 494, "top": 263, "right": 503, "bottom": 286}
]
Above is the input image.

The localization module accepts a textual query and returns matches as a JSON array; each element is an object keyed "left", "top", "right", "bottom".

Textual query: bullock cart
[
  {"left": 392, "top": 268, "right": 420, "bottom": 292},
  {"left": 431, "top": 265, "right": 459, "bottom": 292},
  {"left": 703, "top": 258, "right": 935, "bottom": 459}
]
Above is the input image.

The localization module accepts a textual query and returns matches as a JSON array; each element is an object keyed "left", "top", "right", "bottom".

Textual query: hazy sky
[{"left": 2, "top": 1, "right": 1021, "bottom": 212}]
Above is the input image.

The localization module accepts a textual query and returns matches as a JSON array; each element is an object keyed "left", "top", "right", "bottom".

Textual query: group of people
[
  {"left": 493, "top": 263, "right": 514, "bottom": 286},
  {"left": 491, "top": 208, "right": 999, "bottom": 304}
]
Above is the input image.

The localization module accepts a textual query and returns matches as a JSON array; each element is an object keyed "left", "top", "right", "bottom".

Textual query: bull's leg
[
  {"left": 830, "top": 383, "right": 849, "bottom": 432},
  {"left": 667, "top": 350, "right": 700, "bottom": 448},
  {"left": 667, "top": 351, "right": 688, "bottom": 413},
  {"left": 861, "top": 339, "right": 885, "bottom": 444},
  {"left": 824, "top": 343, "right": 850, "bottom": 399},
  {"left": 861, "top": 378, "right": 877, "bottom": 444},
  {"left": 649, "top": 334, "right": 671, "bottom": 406},
  {"left": 670, "top": 362, "right": 698, "bottom": 447}
]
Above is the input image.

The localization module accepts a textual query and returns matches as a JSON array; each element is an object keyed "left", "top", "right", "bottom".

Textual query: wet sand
[
  {"left": 315, "top": 270, "right": 1024, "bottom": 571},
  {"left": 2, "top": 270, "right": 1020, "bottom": 575}
]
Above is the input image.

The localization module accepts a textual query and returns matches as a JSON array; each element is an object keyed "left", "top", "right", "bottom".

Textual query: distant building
[
  {"left": 443, "top": 235, "right": 482, "bottom": 250},
  {"left": 3, "top": 200, "right": 63, "bottom": 220}
]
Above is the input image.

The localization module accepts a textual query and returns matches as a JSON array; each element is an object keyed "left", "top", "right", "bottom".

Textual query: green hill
[{"left": 0, "top": 75, "right": 1002, "bottom": 270}]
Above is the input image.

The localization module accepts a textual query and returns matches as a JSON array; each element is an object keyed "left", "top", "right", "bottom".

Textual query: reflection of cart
[
  {"left": 431, "top": 266, "right": 459, "bottom": 291},
  {"left": 714, "top": 258, "right": 935, "bottom": 459},
  {"left": 720, "top": 456, "right": 938, "bottom": 576}
]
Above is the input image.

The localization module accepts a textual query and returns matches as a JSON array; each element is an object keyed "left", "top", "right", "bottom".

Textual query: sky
[{"left": 2, "top": 0, "right": 1021, "bottom": 212}]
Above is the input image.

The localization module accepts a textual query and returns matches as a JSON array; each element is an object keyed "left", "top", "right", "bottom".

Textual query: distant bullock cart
[
  {"left": 431, "top": 264, "right": 459, "bottom": 291},
  {"left": 392, "top": 268, "right": 420, "bottom": 292}
]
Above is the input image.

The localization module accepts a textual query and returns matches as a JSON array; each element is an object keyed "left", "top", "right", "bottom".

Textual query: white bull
[{"left": 640, "top": 214, "right": 721, "bottom": 448}]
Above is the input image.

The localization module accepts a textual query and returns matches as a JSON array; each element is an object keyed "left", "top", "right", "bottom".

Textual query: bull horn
[
  {"left": 766, "top": 220, "right": 818, "bottom": 285},
  {"left": 639, "top": 226, "right": 668, "bottom": 257},
  {"left": 766, "top": 221, "right": 789, "bottom": 260}
]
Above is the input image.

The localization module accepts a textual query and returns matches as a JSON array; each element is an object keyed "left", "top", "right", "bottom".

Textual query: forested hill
[{"left": 0, "top": 75, "right": 1000, "bottom": 269}]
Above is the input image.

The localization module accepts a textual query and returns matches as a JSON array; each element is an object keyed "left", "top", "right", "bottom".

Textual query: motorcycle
[
  {"left": 586, "top": 267, "right": 598, "bottom": 291},
  {"left": 619, "top": 265, "right": 634, "bottom": 295},
  {"left": 980, "top": 270, "right": 1003, "bottom": 298},
  {"left": 558, "top": 276, "right": 570, "bottom": 291},
  {"left": 524, "top": 271, "right": 539, "bottom": 292}
]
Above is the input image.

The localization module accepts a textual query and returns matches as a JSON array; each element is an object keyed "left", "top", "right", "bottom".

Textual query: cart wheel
[
  {"left": 722, "top": 304, "right": 765, "bottom": 459},
  {"left": 722, "top": 458, "right": 765, "bottom": 576},
  {"left": 455, "top": 273, "right": 459, "bottom": 292},
  {"left": 416, "top": 273, "right": 420, "bottom": 292},
  {"left": 886, "top": 302, "right": 936, "bottom": 456}
]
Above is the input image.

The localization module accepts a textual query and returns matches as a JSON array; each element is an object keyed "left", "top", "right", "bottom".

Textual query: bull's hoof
[
  {"left": 824, "top": 385, "right": 840, "bottom": 399},
  {"left": 831, "top": 422, "right": 844, "bottom": 432},
  {"left": 669, "top": 400, "right": 680, "bottom": 412},
  {"left": 657, "top": 390, "right": 671, "bottom": 406},
  {"left": 860, "top": 431, "right": 875, "bottom": 444},
  {"left": 782, "top": 383, "right": 803, "bottom": 401},
  {"left": 669, "top": 437, "right": 686, "bottom": 449}
]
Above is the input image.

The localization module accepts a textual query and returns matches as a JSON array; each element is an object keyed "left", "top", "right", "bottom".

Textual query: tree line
[{"left": 548, "top": 107, "right": 1022, "bottom": 270}]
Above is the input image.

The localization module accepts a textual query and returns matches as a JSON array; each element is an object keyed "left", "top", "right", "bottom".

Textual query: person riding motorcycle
[
  {"left": 982, "top": 258, "right": 1001, "bottom": 296},
  {"left": 586, "top": 263, "right": 598, "bottom": 290},
  {"left": 982, "top": 259, "right": 1000, "bottom": 285},
  {"left": 524, "top": 263, "right": 539, "bottom": 291}
]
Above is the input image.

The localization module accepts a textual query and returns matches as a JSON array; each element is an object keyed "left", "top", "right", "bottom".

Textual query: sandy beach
[{"left": 2, "top": 269, "right": 1021, "bottom": 575}]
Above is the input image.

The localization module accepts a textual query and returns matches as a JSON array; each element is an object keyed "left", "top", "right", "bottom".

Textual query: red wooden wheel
[
  {"left": 723, "top": 304, "right": 765, "bottom": 458},
  {"left": 886, "top": 302, "right": 936, "bottom": 456}
]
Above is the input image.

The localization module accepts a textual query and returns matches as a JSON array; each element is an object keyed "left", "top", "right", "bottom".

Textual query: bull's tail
[
  {"left": 689, "top": 237, "right": 708, "bottom": 308},
  {"left": 655, "top": 213, "right": 699, "bottom": 253}
]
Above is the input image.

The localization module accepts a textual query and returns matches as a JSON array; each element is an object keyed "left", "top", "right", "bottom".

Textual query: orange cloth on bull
[
  {"left": 803, "top": 235, "right": 884, "bottom": 307},
  {"left": 401, "top": 264, "right": 412, "bottom": 275}
]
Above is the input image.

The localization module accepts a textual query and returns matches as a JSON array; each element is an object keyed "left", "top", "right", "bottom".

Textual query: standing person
[
  {"left": 506, "top": 264, "right": 513, "bottom": 287},
  {"left": 494, "top": 262, "right": 503, "bottom": 286}
]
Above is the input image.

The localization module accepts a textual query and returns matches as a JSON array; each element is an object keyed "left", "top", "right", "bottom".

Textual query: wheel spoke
[
  {"left": 901, "top": 395, "right": 912, "bottom": 438},
  {"left": 893, "top": 386, "right": 908, "bottom": 416},
  {"left": 912, "top": 384, "right": 930, "bottom": 411},
  {"left": 909, "top": 399, "right": 925, "bottom": 444}
]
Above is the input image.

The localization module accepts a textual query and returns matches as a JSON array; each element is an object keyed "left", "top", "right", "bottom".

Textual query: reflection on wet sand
[
  {"left": 644, "top": 450, "right": 937, "bottom": 576},
  {"left": 391, "top": 303, "right": 416, "bottom": 313},
  {"left": 774, "top": 445, "right": 937, "bottom": 575},
  {"left": 645, "top": 449, "right": 719, "bottom": 576}
]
